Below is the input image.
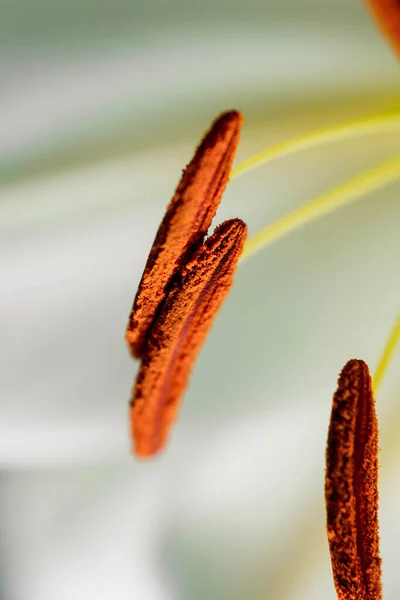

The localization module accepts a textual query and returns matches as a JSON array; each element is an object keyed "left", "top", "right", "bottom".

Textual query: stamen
[
  {"left": 325, "top": 359, "right": 382, "bottom": 600},
  {"left": 238, "top": 155, "right": 400, "bottom": 263},
  {"left": 373, "top": 312, "right": 400, "bottom": 392},
  {"left": 126, "top": 111, "right": 242, "bottom": 358},
  {"left": 231, "top": 111, "right": 400, "bottom": 179}
]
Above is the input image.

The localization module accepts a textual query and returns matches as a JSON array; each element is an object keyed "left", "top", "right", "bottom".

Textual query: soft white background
[{"left": 1, "top": 1, "right": 400, "bottom": 599}]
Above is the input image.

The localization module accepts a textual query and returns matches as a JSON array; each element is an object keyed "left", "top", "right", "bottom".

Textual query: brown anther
[
  {"left": 126, "top": 111, "right": 243, "bottom": 358},
  {"left": 325, "top": 359, "right": 382, "bottom": 600},
  {"left": 131, "top": 218, "right": 247, "bottom": 458}
]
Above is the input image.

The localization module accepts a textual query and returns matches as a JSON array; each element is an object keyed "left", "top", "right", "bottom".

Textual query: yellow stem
[
  {"left": 231, "top": 111, "right": 400, "bottom": 179},
  {"left": 239, "top": 156, "right": 400, "bottom": 263},
  {"left": 373, "top": 313, "right": 400, "bottom": 393}
]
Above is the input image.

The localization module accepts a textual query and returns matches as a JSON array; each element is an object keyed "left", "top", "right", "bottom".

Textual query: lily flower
[{"left": 1, "top": 2, "right": 400, "bottom": 600}]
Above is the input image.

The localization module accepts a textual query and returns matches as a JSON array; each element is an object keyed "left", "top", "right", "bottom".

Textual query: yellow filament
[
  {"left": 373, "top": 313, "right": 400, "bottom": 393},
  {"left": 231, "top": 111, "right": 400, "bottom": 179},
  {"left": 234, "top": 112, "right": 400, "bottom": 390},
  {"left": 239, "top": 156, "right": 400, "bottom": 263}
]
